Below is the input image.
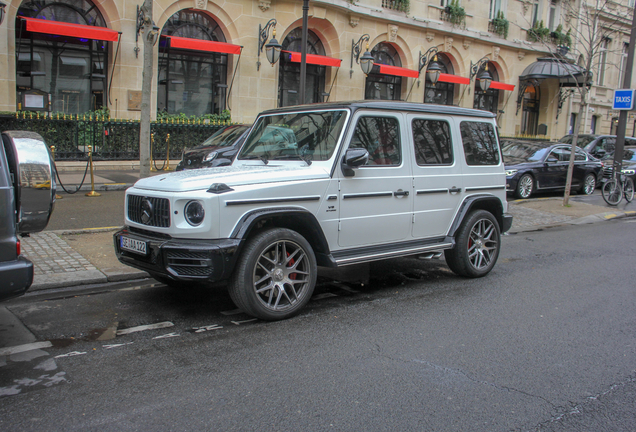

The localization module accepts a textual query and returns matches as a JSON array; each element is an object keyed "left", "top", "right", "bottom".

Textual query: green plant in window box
[
  {"left": 491, "top": 11, "right": 509, "bottom": 39},
  {"left": 528, "top": 20, "right": 550, "bottom": 43},
  {"left": 551, "top": 25, "right": 572, "bottom": 48},
  {"left": 445, "top": 0, "right": 466, "bottom": 26}
]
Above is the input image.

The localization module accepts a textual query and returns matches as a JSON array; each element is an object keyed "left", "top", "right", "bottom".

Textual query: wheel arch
[
  {"left": 230, "top": 207, "right": 333, "bottom": 267},
  {"left": 448, "top": 195, "right": 506, "bottom": 238}
]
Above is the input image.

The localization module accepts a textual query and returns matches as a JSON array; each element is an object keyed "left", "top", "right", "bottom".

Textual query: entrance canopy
[
  {"left": 19, "top": 16, "right": 120, "bottom": 41},
  {"left": 519, "top": 57, "right": 592, "bottom": 87}
]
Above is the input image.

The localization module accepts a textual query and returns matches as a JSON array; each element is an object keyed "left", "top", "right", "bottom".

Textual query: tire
[
  {"left": 444, "top": 210, "right": 501, "bottom": 278},
  {"left": 602, "top": 180, "right": 622, "bottom": 206},
  {"left": 580, "top": 173, "right": 596, "bottom": 195},
  {"left": 515, "top": 174, "right": 534, "bottom": 199},
  {"left": 624, "top": 177, "right": 635, "bottom": 203},
  {"left": 228, "top": 228, "right": 317, "bottom": 321}
]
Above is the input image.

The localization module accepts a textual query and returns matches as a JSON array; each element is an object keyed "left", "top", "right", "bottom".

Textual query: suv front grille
[{"left": 128, "top": 195, "right": 171, "bottom": 227}]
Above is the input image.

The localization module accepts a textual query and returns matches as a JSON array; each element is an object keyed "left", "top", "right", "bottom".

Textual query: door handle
[
  {"left": 394, "top": 190, "right": 409, "bottom": 197},
  {"left": 449, "top": 187, "right": 462, "bottom": 194}
]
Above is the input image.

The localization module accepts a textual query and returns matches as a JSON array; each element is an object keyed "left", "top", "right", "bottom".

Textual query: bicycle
[{"left": 601, "top": 162, "right": 635, "bottom": 206}]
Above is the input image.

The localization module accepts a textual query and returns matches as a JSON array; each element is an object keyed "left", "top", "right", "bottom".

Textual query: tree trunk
[{"left": 139, "top": 0, "right": 154, "bottom": 178}]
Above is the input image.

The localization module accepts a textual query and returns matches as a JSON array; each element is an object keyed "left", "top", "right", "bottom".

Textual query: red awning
[
  {"left": 20, "top": 16, "right": 120, "bottom": 42},
  {"left": 437, "top": 73, "right": 470, "bottom": 85},
  {"left": 167, "top": 36, "right": 242, "bottom": 55},
  {"left": 489, "top": 81, "right": 515, "bottom": 91},
  {"left": 375, "top": 63, "right": 419, "bottom": 78},
  {"left": 282, "top": 51, "right": 342, "bottom": 68}
]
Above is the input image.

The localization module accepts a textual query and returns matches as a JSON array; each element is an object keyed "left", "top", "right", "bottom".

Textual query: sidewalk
[{"left": 17, "top": 163, "right": 636, "bottom": 293}]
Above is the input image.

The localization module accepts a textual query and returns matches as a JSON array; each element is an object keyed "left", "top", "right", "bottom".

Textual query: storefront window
[
  {"left": 15, "top": 0, "right": 109, "bottom": 114},
  {"left": 365, "top": 43, "right": 402, "bottom": 101},
  {"left": 278, "top": 29, "right": 327, "bottom": 107},
  {"left": 157, "top": 11, "right": 229, "bottom": 116},
  {"left": 521, "top": 84, "right": 540, "bottom": 135}
]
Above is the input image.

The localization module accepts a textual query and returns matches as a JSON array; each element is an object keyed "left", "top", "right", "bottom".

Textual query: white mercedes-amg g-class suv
[{"left": 115, "top": 101, "right": 512, "bottom": 320}]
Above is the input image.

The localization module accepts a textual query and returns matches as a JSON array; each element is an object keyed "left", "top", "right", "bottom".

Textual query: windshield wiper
[
  {"left": 272, "top": 154, "right": 312, "bottom": 166},
  {"left": 242, "top": 155, "right": 269, "bottom": 165}
]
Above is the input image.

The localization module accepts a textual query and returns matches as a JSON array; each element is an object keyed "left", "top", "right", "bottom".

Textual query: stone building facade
[{"left": 0, "top": 0, "right": 634, "bottom": 140}]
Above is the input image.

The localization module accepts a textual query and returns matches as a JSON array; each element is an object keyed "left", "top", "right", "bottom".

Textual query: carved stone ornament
[
  {"left": 518, "top": 51, "right": 526, "bottom": 61},
  {"left": 349, "top": 15, "right": 359, "bottom": 28},
  {"left": 492, "top": 46, "right": 500, "bottom": 61},
  {"left": 388, "top": 25, "right": 398, "bottom": 43},
  {"left": 426, "top": 32, "right": 435, "bottom": 43},
  {"left": 444, "top": 36, "right": 453, "bottom": 53},
  {"left": 194, "top": 0, "right": 206, "bottom": 10},
  {"left": 522, "top": 1, "right": 530, "bottom": 16},
  {"left": 258, "top": 0, "right": 271, "bottom": 12},
  {"left": 463, "top": 39, "right": 471, "bottom": 50}
]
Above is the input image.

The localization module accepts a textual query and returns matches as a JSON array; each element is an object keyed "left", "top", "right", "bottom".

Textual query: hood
[{"left": 133, "top": 164, "right": 331, "bottom": 192}]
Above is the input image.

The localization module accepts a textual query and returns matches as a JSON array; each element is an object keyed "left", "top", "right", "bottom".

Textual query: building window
[
  {"left": 424, "top": 53, "right": 454, "bottom": 105},
  {"left": 569, "top": 113, "right": 577, "bottom": 135},
  {"left": 610, "top": 117, "right": 619, "bottom": 135},
  {"left": 278, "top": 28, "right": 326, "bottom": 107},
  {"left": 15, "top": 0, "right": 109, "bottom": 114},
  {"left": 530, "top": 0, "right": 540, "bottom": 26},
  {"left": 473, "top": 62, "right": 500, "bottom": 114},
  {"left": 365, "top": 43, "right": 402, "bottom": 101},
  {"left": 548, "top": 0, "right": 559, "bottom": 31},
  {"left": 521, "top": 83, "right": 540, "bottom": 135},
  {"left": 590, "top": 115, "right": 597, "bottom": 134},
  {"left": 597, "top": 38, "right": 610, "bottom": 86},
  {"left": 157, "top": 11, "right": 229, "bottom": 116},
  {"left": 619, "top": 42, "right": 629, "bottom": 87},
  {"left": 489, "top": 0, "right": 504, "bottom": 20}
]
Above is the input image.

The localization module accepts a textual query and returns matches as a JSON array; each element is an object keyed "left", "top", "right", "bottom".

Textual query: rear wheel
[
  {"left": 445, "top": 210, "right": 501, "bottom": 278},
  {"left": 515, "top": 174, "right": 534, "bottom": 199},
  {"left": 228, "top": 228, "right": 317, "bottom": 321},
  {"left": 580, "top": 173, "right": 596, "bottom": 195},
  {"left": 624, "top": 177, "right": 634, "bottom": 203},
  {"left": 602, "top": 180, "right": 622, "bottom": 206}
]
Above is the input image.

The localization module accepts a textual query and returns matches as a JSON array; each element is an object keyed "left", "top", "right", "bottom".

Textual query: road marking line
[
  {"left": 231, "top": 319, "right": 258, "bottom": 325},
  {"left": 54, "top": 351, "right": 87, "bottom": 358},
  {"left": 604, "top": 214, "right": 617, "bottom": 219},
  {"left": 152, "top": 332, "right": 180, "bottom": 340},
  {"left": 192, "top": 325, "right": 223, "bottom": 333},
  {"left": 220, "top": 309, "right": 243, "bottom": 316},
  {"left": 116, "top": 321, "right": 174, "bottom": 336},
  {"left": 0, "top": 341, "right": 53, "bottom": 357},
  {"left": 103, "top": 342, "right": 134, "bottom": 349}
]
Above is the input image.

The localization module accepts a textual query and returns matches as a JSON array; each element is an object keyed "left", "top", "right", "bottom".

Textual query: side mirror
[
  {"left": 594, "top": 148, "right": 606, "bottom": 158},
  {"left": 546, "top": 157, "right": 559, "bottom": 164},
  {"left": 341, "top": 148, "right": 369, "bottom": 177},
  {"left": 2, "top": 131, "right": 56, "bottom": 234}
]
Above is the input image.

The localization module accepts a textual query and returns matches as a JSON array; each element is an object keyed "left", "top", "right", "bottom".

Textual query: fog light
[{"left": 184, "top": 201, "right": 205, "bottom": 226}]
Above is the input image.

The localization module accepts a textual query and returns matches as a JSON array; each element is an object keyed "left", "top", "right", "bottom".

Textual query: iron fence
[{"left": 0, "top": 113, "right": 229, "bottom": 160}]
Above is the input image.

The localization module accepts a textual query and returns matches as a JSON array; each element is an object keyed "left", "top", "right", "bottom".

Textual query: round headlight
[
  {"left": 184, "top": 200, "right": 205, "bottom": 226},
  {"left": 204, "top": 151, "right": 218, "bottom": 162}
]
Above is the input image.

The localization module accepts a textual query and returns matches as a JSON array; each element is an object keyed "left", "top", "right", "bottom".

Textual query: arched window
[
  {"left": 158, "top": 10, "right": 229, "bottom": 116},
  {"left": 473, "top": 62, "right": 500, "bottom": 114},
  {"left": 15, "top": 0, "right": 110, "bottom": 114},
  {"left": 278, "top": 28, "right": 326, "bottom": 107},
  {"left": 365, "top": 43, "right": 402, "bottom": 100},
  {"left": 521, "top": 83, "right": 540, "bottom": 135},
  {"left": 424, "top": 53, "right": 454, "bottom": 105}
]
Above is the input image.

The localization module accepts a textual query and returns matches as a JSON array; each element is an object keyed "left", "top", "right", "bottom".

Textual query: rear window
[
  {"left": 411, "top": 119, "right": 453, "bottom": 165},
  {"left": 460, "top": 121, "right": 500, "bottom": 165}
]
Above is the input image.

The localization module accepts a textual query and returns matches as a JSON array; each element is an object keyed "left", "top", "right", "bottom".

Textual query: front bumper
[
  {"left": 0, "top": 256, "right": 34, "bottom": 301},
  {"left": 114, "top": 227, "right": 242, "bottom": 283}
]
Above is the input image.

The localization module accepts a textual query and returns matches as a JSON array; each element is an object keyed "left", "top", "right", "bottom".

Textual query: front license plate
[{"left": 120, "top": 236, "right": 147, "bottom": 255}]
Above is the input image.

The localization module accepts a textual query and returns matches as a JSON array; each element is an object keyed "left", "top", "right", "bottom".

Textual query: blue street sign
[{"left": 612, "top": 89, "right": 635, "bottom": 110}]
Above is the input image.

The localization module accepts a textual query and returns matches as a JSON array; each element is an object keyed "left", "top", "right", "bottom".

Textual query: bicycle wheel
[
  {"left": 623, "top": 177, "right": 634, "bottom": 203},
  {"left": 602, "top": 180, "right": 622, "bottom": 206}
]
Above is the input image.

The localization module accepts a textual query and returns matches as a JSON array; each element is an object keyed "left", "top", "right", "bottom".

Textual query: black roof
[{"left": 258, "top": 100, "right": 496, "bottom": 119}]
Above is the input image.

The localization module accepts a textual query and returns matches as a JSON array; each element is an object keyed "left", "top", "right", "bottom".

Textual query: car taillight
[{"left": 16, "top": 239, "right": 21, "bottom": 256}]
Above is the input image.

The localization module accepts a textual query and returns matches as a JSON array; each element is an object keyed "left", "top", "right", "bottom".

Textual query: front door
[{"left": 338, "top": 113, "right": 412, "bottom": 248}]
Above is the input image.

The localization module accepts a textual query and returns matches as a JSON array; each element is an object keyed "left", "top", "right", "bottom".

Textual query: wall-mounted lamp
[
  {"left": 470, "top": 56, "right": 493, "bottom": 92},
  {"left": 350, "top": 34, "right": 374, "bottom": 78},
  {"left": 135, "top": 4, "right": 160, "bottom": 57},
  {"left": 0, "top": 2, "right": 7, "bottom": 26},
  {"left": 418, "top": 47, "right": 441, "bottom": 86},
  {"left": 257, "top": 19, "right": 281, "bottom": 71}
]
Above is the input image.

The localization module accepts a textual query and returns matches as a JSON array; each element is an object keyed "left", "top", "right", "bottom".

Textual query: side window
[
  {"left": 460, "top": 121, "right": 500, "bottom": 165},
  {"left": 575, "top": 149, "right": 587, "bottom": 161},
  {"left": 351, "top": 116, "right": 401, "bottom": 166},
  {"left": 556, "top": 147, "right": 571, "bottom": 162},
  {"left": 412, "top": 119, "right": 453, "bottom": 165}
]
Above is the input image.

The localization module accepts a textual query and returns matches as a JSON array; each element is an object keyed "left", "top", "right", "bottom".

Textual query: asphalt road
[
  {"left": 45, "top": 190, "right": 126, "bottom": 231},
  {"left": 1, "top": 218, "right": 635, "bottom": 431}
]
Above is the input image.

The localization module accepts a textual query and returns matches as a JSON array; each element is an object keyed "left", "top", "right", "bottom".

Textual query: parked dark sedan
[
  {"left": 600, "top": 145, "right": 636, "bottom": 184},
  {"left": 176, "top": 124, "right": 250, "bottom": 171},
  {"left": 559, "top": 134, "right": 636, "bottom": 158},
  {"left": 502, "top": 140, "right": 602, "bottom": 199}
]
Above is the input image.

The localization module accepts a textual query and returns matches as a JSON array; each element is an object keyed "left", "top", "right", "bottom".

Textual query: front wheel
[
  {"left": 602, "top": 180, "right": 622, "bottom": 206},
  {"left": 624, "top": 177, "right": 635, "bottom": 203},
  {"left": 580, "top": 173, "right": 596, "bottom": 195},
  {"left": 515, "top": 174, "right": 534, "bottom": 199},
  {"left": 445, "top": 210, "right": 501, "bottom": 278},
  {"left": 229, "top": 228, "right": 317, "bottom": 321}
]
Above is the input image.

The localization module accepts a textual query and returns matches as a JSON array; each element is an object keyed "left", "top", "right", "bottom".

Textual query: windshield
[
  {"left": 501, "top": 141, "right": 550, "bottom": 161},
  {"left": 238, "top": 110, "right": 348, "bottom": 162},
  {"left": 192, "top": 125, "right": 249, "bottom": 151}
]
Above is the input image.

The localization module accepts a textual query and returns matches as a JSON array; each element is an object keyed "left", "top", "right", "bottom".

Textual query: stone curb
[{"left": 508, "top": 209, "right": 636, "bottom": 233}]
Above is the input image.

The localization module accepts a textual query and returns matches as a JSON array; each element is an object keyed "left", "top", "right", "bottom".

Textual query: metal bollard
[
  {"left": 49, "top": 146, "right": 62, "bottom": 199},
  {"left": 85, "top": 145, "right": 101, "bottom": 197},
  {"left": 165, "top": 133, "right": 174, "bottom": 171},
  {"left": 150, "top": 133, "right": 157, "bottom": 172}
]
